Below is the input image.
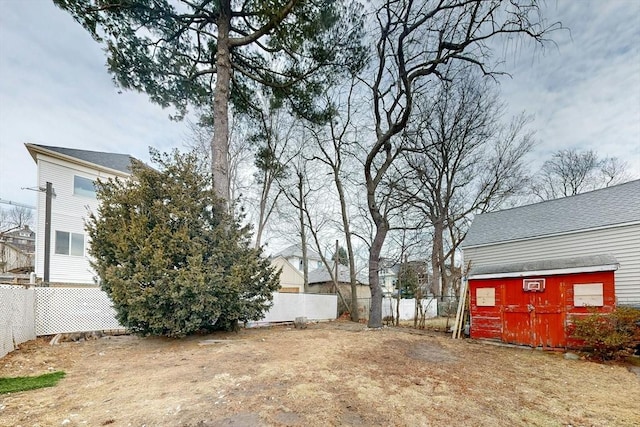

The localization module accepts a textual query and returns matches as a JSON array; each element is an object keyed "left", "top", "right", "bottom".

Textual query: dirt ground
[{"left": 1, "top": 321, "right": 639, "bottom": 427}]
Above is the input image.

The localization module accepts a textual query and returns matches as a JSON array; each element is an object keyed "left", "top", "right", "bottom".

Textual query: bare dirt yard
[{"left": 1, "top": 321, "right": 639, "bottom": 427}]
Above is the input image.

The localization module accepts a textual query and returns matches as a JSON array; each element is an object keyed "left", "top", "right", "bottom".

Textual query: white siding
[
  {"left": 464, "top": 224, "right": 640, "bottom": 305},
  {"left": 35, "top": 157, "right": 126, "bottom": 284}
]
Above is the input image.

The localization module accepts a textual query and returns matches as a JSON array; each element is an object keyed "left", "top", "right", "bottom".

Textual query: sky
[{"left": 0, "top": 0, "right": 639, "bottom": 209}]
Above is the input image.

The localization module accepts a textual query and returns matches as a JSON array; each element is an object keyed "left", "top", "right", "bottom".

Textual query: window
[
  {"left": 55, "top": 231, "right": 84, "bottom": 256},
  {"left": 74, "top": 175, "right": 96, "bottom": 198}
]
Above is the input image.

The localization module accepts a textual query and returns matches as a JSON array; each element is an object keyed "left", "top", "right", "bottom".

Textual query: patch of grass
[{"left": 0, "top": 371, "right": 65, "bottom": 394}]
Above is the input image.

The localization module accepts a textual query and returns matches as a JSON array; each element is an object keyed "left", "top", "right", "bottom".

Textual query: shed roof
[
  {"left": 462, "top": 180, "right": 640, "bottom": 248},
  {"left": 468, "top": 254, "right": 619, "bottom": 279},
  {"left": 26, "top": 143, "right": 136, "bottom": 175}
]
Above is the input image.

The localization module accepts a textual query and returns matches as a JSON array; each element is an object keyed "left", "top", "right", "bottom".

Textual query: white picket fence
[
  {"left": 382, "top": 297, "right": 438, "bottom": 320},
  {"left": 0, "top": 286, "right": 338, "bottom": 358}
]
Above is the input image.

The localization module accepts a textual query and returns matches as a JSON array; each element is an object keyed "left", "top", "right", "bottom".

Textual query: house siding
[
  {"left": 464, "top": 223, "right": 640, "bottom": 305},
  {"left": 35, "top": 157, "right": 125, "bottom": 285},
  {"left": 270, "top": 257, "right": 304, "bottom": 293}
]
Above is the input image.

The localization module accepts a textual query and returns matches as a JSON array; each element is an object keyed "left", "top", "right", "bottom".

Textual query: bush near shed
[{"left": 568, "top": 306, "right": 640, "bottom": 360}]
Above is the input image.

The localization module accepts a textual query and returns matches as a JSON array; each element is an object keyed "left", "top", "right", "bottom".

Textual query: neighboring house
[
  {"left": 272, "top": 244, "right": 323, "bottom": 273},
  {"left": 26, "top": 144, "right": 135, "bottom": 286},
  {"left": 307, "top": 262, "right": 371, "bottom": 316},
  {"left": 378, "top": 258, "right": 399, "bottom": 296},
  {"left": 461, "top": 180, "right": 640, "bottom": 348},
  {"left": 270, "top": 255, "right": 304, "bottom": 293},
  {"left": 0, "top": 225, "right": 35, "bottom": 273}
]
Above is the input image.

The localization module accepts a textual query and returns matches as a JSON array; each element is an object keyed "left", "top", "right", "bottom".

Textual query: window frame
[
  {"left": 54, "top": 230, "right": 85, "bottom": 257},
  {"left": 73, "top": 175, "right": 97, "bottom": 198}
]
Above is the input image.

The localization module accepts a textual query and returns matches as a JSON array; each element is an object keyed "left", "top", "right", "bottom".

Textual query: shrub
[
  {"left": 86, "top": 150, "right": 280, "bottom": 337},
  {"left": 568, "top": 306, "right": 640, "bottom": 360}
]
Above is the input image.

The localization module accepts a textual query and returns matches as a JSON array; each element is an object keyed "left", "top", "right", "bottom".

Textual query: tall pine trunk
[{"left": 212, "top": 4, "right": 232, "bottom": 204}]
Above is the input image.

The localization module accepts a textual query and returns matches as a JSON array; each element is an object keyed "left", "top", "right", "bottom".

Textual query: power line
[{"left": 0, "top": 199, "right": 36, "bottom": 210}]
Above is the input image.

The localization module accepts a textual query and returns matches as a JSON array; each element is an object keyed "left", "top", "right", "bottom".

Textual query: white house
[
  {"left": 271, "top": 244, "right": 323, "bottom": 273},
  {"left": 26, "top": 144, "right": 134, "bottom": 285},
  {"left": 462, "top": 179, "right": 640, "bottom": 307}
]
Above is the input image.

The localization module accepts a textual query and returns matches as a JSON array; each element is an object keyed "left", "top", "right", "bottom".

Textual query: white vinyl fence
[
  {"left": 0, "top": 285, "right": 36, "bottom": 359},
  {"left": 249, "top": 292, "right": 337, "bottom": 326},
  {"left": 382, "top": 297, "right": 438, "bottom": 321},
  {"left": 1, "top": 286, "right": 337, "bottom": 358}
]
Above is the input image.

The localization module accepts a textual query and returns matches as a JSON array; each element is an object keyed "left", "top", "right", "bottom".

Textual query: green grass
[{"left": 0, "top": 371, "right": 65, "bottom": 394}]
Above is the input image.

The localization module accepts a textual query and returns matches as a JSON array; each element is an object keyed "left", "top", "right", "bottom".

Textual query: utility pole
[{"left": 43, "top": 182, "right": 53, "bottom": 283}]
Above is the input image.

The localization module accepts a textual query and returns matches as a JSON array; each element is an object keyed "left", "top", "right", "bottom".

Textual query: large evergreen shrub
[{"left": 86, "top": 150, "right": 280, "bottom": 337}]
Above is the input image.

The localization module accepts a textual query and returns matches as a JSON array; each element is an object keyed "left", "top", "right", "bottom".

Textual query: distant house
[
  {"left": 307, "top": 263, "right": 370, "bottom": 316},
  {"left": 378, "top": 258, "right": 399, "bottom": 296},
  {"left": 461, "top": 180, "right": 640, "bottom": 347},
  {"left": 26, "top": 144, "right": 135, "bottom": 285},
  {"left": 0, "top": 225, "right": 35, "bottom": 273},
  {"left": 270, "top": 255, "right": 304, "bottom": 293},
  {"left": 271, "top": 244, "right": 323, "bottom": 272}
]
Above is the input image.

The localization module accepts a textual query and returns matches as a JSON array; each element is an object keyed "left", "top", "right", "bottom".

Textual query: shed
[
  {"left": 462, "top": 180, "right": 640, "bottom": 348},
  {"left": 468, "top": 255, "right": 617, "bottom": 347}
]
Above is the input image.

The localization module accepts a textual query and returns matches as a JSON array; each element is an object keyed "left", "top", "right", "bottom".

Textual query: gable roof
[
  {"left": 26, "top": 143, "right": 136, "bottom": 175},
  {"left": 271, "top": 244, "right": 321, "bottom": 261},
  {"left": 308, "top": 263, "right": 369, "bottom": 285},
  {"left": 462, "top": 179, "right": 640, "bottom": 248}
]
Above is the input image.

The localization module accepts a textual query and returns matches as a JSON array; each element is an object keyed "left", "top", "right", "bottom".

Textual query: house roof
[
  {"left": 271, "top": 244, "right": 321, "bottom": 261},
  {"left": 462, "top": 180, "right": 640, "bottom": 248},
  {"left": 468, "top": 254, "right": 619, "bottom": 279},
  {"left": 26, "top": 143, "right": 136, "bottom": 175},
  {"left": 308, "top": 263, "right": 369, "bottom": 285}
]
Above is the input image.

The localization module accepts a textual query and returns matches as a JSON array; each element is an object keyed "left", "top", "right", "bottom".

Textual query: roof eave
[
  {"left": 25, "top": 143, "right": 131, "bottom": 178},
  {"left": 468, "top": 263, "right": 619, "bottom": 280}
]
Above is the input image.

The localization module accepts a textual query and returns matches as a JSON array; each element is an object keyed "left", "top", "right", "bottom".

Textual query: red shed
[{"left": 468, "top": 255, "right": 618, "bottom": 348}]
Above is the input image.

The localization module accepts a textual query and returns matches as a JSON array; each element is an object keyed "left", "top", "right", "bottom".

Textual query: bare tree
[
  {"left": 362, "top": 0, "right": 558, "bottom": 327},
  {"left": 305, "top": 77, "right": 366, "bottom": 321},
  {"left": 531, "top": 149, "right": 630, "bottom": 200},
  {"left": 252, "top": 108, "right": 300, "bottom": 249},
  {"left": 184, "top": 113, "right": 254, "bottom": 207},
  {"left": 401, "top": 74, "right": 535, "bottom": 300},
  {"left": 0, "top": 206, "right": 34, "bottom": 231}
]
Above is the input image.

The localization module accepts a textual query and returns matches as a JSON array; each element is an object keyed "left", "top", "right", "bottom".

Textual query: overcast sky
[{"left": 1, "top": 0, "right": 639, "bottom": 208}]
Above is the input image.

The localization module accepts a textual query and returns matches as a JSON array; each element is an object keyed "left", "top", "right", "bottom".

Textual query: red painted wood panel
[{"left": 470, "top": 271, "right": 615, "bottom": 348}]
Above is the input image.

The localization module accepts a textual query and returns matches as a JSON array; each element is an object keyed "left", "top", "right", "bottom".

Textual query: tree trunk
[
  {"left": 335, "top": 174, "right": 359, "bottom": 322},
  {"left": 212, "top": 4, "right": 232, "bottom": 204},
  {"left": 368, "top": 225, "right": 386, "bottom": 328},
  {"left": 298, "top": 172, "right": 309, "bottom": 293},
  {"left": 432, "top": 218, "right": 444, "bottom": 299}
]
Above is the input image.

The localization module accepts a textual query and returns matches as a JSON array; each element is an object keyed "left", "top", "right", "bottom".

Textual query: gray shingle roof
[
  {"left": 272, "top": 244, "right": 321, "bottom": 261},
  {"left": 28, "top": 144, "right": 135, "bottom": 174},
  {"left": 469, "top": 254, "right": 618, "bottom": 276},
  {"left": 308, "top": 263, "right": 369, "bottom": 285},
  {"left": 462, "top": 180, "right": 640, "bottom": 248}
]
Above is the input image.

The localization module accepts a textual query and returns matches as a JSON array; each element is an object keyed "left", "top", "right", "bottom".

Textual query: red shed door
[{"left": 502, "top": 279, "right": 565, "bottom": 348}]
